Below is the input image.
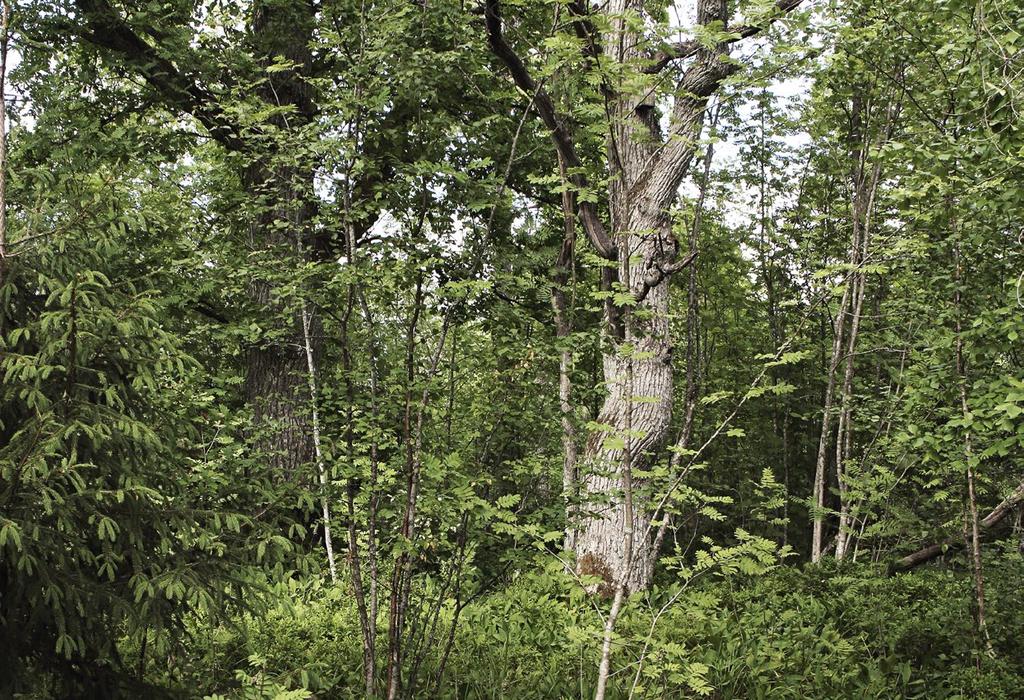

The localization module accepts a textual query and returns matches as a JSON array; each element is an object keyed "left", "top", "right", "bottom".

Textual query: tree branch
[
  {"left": 483, "top": 0, "right": 617, "bottom": 260},
  {"left": 890, "top": 479, "right": 1024, "bottom": 573},
  {"left": 75, "top": 0, "right": 244, "bottom": 151},
  {"left": 645, "top": 0, "right": 806, "bottom": 74},
  {"left": 634, "top": 251, "right": 697, "bottom": 304}
]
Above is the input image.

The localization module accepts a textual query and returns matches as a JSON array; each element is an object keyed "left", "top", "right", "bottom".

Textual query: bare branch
[
  {"left": 634, "top": 251, "right": 698, "bottom": 304},
  {"left": 890, "top": 479, "right": 1024, "bottom": 573},
  {"left": 645, "top": 0, "right": 806, "bottom": 74}
]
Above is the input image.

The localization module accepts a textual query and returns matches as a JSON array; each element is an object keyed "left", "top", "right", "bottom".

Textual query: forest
[{"left": 0, "top": 0, "right": 1022, "bottom": 697}]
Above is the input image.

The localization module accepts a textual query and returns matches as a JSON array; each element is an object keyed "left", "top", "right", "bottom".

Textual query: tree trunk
[
  {"left": 73, "top": 0, "right": 322, "bottom": 478},
  {"left": 572, "top": 0, "right": 728, "bottom": 594},
  {"left": 575, "top": 244, "right": 674, "bottom": 592},
  {"left": 553, "top": 154, "right": 580, "bottom": 552},
  {"left": 242, "top": 0, "right": 321, "bottom": 478},
  {"left": 487, "top": 0, "right": 804, "bottom": 594},
  {"left": 954, "top": 227, "right": 992, "bottom": 651},
  {"left": 890, "top": 479, "right": 1024, "bottom": 572},
  {"left": 833, "top": 216, "right": 868, "bottom": 560},
  {"left": 244, "top": 271, "right": 318, "bottom": 476},
  {"left": 301, "top": 298, "right": 337, "bottom": 582},
  {"left": 813, "top": 91, "right": 874, "bottom": 563}
]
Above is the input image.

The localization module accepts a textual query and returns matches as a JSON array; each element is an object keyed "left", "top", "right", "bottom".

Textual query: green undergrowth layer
[{"left": 122, "top": 553, "right": 1024, "bottom": 700}]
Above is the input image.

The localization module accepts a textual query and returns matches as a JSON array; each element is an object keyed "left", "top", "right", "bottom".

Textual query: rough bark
[
  {"left": 650, "top": 120, "right": 713, "bottom": 569},
  {"left": 240, "top": 1, "right": 321, "bottom": 477},
  {"left": 77, "top": 0, "right": 322, "bottom": 477},
  {"left": 573, "top": 0, "right": 732, "bottom": 595},
  {"left": 244, "top": 268, "right": 317, "bottom": 475},
  {"left": 487, "top": 0, "right": 803, "bottom": 593}
]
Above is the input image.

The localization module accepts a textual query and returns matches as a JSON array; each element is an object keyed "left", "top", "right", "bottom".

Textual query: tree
[
  {"left": 0, "top": 98, "right": 290, "bottom": 695},
  {"left": 486, "top": 0, "right": 806, "bottom": 592}
]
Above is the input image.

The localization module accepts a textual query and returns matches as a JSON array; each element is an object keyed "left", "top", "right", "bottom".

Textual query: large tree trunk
[
  {"left": 487, "top": 0, "right": 803, "bottom": 594},
  {"left": 77, "top": 0, "right": 322, "bottom": 478},
  {"left": 241, "top": 0, "right": 320, "bottom": 477},
  {"left": 575, "top": 217, "right": 675, "bottom": 593},
  {"left": 573, "top": 0, "right": 723, "bottom": 594},
  {"left": 242, "top": 184, "right": 318, "bottom": 477},
  {"left": 78, "top": 0, "right": 322, "bottom": 477}
]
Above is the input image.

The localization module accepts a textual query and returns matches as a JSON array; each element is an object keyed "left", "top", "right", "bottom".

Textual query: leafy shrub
[{"left": 151, "top": 551, "right": 1024, "bottom": 699}]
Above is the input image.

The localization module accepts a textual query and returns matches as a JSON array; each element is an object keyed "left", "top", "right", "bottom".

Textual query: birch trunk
[
  {"left": 301, "top": 299, "right": 336, "bottom": 582},
  {"left": 833, "top": 226, "right": 868, "bottom": 560},
  {"left": 813, "top": 93, "right": 868, "bottom": 563},
  {"left": 831, "top": 91, "right": 893, "bottom": 561}
]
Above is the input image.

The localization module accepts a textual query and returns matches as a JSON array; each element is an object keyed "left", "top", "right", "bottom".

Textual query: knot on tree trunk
[{"left": 577, "top": 552, "right": 616, "bottom": 599}]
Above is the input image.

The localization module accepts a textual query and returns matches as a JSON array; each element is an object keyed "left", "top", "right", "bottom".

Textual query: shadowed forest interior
[{"left": 1, "top": 0, "right": 1023, "bottom": 697}]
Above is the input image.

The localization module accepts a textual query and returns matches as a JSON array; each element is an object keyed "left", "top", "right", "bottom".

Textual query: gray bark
[
  {"left": 488, "top": 0, "right": 804, "bottom": 593},
  {"left": 574, "top": 0, "right": 731, "bottom": 595}
]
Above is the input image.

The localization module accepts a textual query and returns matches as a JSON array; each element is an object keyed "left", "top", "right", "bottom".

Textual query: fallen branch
[{"left": 890, "top": 479, "right": 1024, "bottom": 573}]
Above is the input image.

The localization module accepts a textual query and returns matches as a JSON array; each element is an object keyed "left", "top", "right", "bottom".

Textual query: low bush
[{"left": 142, "top": 551, "right": 1023, "bottom": 699}]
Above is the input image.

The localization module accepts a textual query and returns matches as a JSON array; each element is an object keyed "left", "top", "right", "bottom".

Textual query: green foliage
[
  {"left": 149, "top": 555, "right": 1024, "bottom": 699},
  {"left": 0, "top": 180, "right": 282, "bottom": 694},
  {"left": 3, "top": 0, "right": 1022, "bottom": 696}
]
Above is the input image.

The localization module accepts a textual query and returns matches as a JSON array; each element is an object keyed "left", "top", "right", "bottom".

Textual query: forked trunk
[{"left": 486, "top": 0, "right": 804, "bottom": 594}]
